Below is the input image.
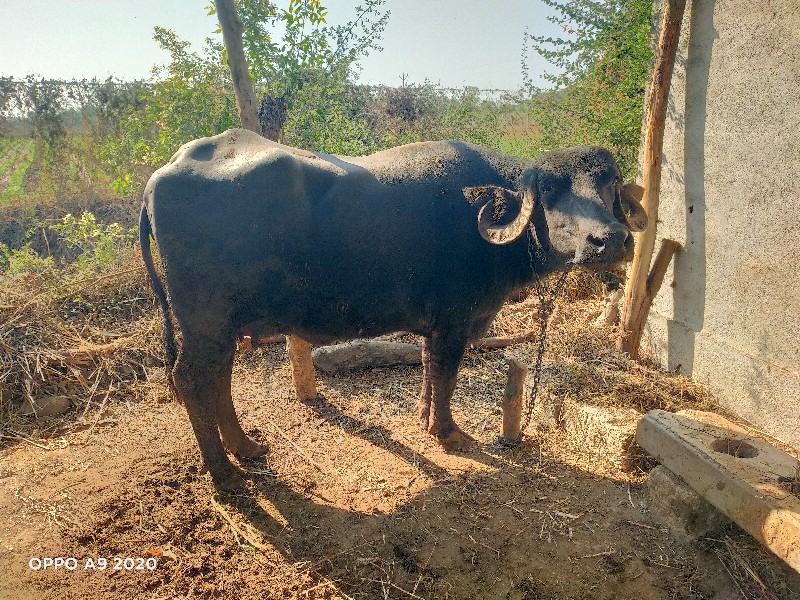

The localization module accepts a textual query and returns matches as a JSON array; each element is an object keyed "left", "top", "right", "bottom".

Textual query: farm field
[
  {"left": 1, "top": 264, "right": 797, "bottom": 599},
  {"left": 0, "top": 138, "right": 36, "bottom": 200}
]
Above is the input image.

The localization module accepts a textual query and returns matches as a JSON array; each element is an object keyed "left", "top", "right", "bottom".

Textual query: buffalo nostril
[{"left": 586, "top": 234, "right": 606, "bottom": 248}]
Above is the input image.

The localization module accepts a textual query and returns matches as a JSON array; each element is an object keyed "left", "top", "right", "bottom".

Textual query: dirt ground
[{"left": 1, "top": 295, "right": 798, "bottom": 599}]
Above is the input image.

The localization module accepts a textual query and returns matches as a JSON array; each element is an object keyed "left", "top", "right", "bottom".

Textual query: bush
[
  {"left": 524, "top": 0, "right": 654, "bottom": 177},
  {"left": 49, "top": 212, "right": 138, "bottom": 273},
  {"left": 0, "top": 242, "right": 55, "bottom": 275}
]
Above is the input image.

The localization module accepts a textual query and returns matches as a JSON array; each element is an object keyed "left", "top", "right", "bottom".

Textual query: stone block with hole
[
  {"left": 646, "top": 465, "right": 731, "bottom": 540},
  {"left": 636, "top": 409, "right": 800, "bottom": 573}
]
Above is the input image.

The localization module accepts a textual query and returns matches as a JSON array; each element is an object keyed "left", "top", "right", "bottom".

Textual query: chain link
[{"left": 499, "top": 225, "right": 571, "bottom": 447}]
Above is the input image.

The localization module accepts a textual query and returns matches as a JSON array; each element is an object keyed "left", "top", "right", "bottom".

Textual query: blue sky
[{"left": 0, "top": 0, "right": 564, "bottom": 90}]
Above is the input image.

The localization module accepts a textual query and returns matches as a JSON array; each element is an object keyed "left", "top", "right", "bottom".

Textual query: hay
[
  {"left": 0, "top": 250, "right": 167, "bottom": 430},
  {"left": 1, "top": 264, "right": 714, "bottom": 444},
  {"left": 489, "top": 271, "right": 714, "bottom": 416}
]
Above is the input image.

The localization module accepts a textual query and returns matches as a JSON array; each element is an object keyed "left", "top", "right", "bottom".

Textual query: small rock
[{"left": 18, "top": 395, "right": 73, "bottom": 418}]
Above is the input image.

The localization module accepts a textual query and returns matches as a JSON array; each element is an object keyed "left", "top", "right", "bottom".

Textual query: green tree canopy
[
  {"left": 102, "top": 0, "right": 389, "bottom": 191},
  {"left": 524, "top": 0, "right": 654, "bottom": 176}
]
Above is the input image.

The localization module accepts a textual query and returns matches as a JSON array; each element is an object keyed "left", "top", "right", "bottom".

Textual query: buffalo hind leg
[
  {"left": 427, "top": 332, "right": 476, "bottom": 451},
  {"left": 215, "top": 346, "right": 269, "bottom": 459},
  {"left": 416, "top": 337, "right": 433, "bottom": 430},
  {"left": 173, "top": 334, "right": 244, "bottom": 491}
]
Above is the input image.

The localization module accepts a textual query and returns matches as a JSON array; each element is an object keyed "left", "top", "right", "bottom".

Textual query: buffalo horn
[{"left": 475, "top": 188, "right": 535, "bottom": 245}]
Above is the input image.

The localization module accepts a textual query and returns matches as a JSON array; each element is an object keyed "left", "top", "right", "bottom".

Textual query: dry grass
[
  {"left": 3, "top": 263, "right": 798, "bottom": 600},
  {"left": 480, "top": 270, "right": 714, "bottom": 415},
  {"left": 0, "top": 249, "right": 167, "bottom": 433},
  {"left": 0, "top": 262, "right": 716, "bottom": 441}
]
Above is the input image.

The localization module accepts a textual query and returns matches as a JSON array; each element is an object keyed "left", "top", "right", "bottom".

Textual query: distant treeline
[
  {"left": 0, "top": 75, "right": 540, "bottom": 195},
  {"left": 0, "top": 0, "right": 653, "bottom": 198}
]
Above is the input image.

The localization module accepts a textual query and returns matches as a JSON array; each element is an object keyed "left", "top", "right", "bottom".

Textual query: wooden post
[
  {"left": 618, "top": 0, "right": 687, "bottom": 359},
  {"left": 215, "top": 0, "right": 318, "bottom": 400},
  {"left": 500, "top": 359, "right": 529, "bottom": 443},
  {"left": 287, "top": 336, "right": 318, "bottom": 401}
]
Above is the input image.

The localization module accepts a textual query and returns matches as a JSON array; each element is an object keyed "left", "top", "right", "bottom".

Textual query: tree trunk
[
  {"left": 214, "top": 0, "right": 260, "bottom": 133},
  {"left": 618, "top": 0, "right": 687, "bottom": 358},
  {"left": 215, "top": 0, "right": 318, "bottom": 400}
]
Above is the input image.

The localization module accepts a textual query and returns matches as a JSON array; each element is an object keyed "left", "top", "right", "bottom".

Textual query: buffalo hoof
[
  {"left": 434, "top": 426, "right": 476, "bottom": 452},
  {"left": 229, "top": 438, "right": 269, "bottom": 460},
  {"left": 212, "top": 467, "right": 247, "bottom": 492}
]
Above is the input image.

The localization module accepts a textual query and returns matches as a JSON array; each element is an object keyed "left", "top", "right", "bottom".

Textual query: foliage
[
  {"left": 0, "top": 0, "right": 654, "bottom": 197},
  {"left": 49, "top": 212, "right": 138, "bottom": 272},
  {"left": 226, "top": 0, "right": 389, "bottom": 99},
  {"left": 523, "top": 0, "right": 654, "bottom": 176},
  {"left": 95, "top": 0, "right": 390, "bottom": 185},
  {"left": 0, "top": 242, "right": 55, "bottom": 275},
  {"left": 0, "top": 78, "right": 151, "bottom": 198},
  {"left": 0, "top": 140, "right": 36, "bottom": 200},
  {"left": 21, "top": 76, "right": 67, "bottom": 150},
  {"left": 361, "top": 83, "right": 510, "bottom": 151},
  {"left": 283, "top": 67, "right": 379, "bottom": 154},
  {"left": 1, "top": 215, "right": 133, "bottom": 290},
  {"left": 98, "top": 30, "right": 239, "bottom": 193}
]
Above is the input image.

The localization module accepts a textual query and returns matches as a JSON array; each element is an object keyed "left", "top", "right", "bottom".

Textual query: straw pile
[
  {"left": 486, "top": 270, "right": 714, "bottom": 414},
  {"left": 0, "top": 249, "right": 166, "bottom": 430},
  {"left": 1, "top": 261, "right": 714, "bottom": 441}
]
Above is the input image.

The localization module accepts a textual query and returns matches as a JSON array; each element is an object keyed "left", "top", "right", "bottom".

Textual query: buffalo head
[{"left": 463, "top": 147, "right": 647, "bottom": 270}]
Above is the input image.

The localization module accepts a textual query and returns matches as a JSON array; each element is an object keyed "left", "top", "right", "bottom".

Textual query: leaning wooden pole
[
  {"left": 618, "top": 0, "right": 687, "bottom": 359},
  {"left": 215, "top": 0, "right": 318, "bottom": 400}
]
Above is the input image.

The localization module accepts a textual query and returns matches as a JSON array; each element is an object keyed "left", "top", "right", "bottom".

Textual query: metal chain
[{"left": 500, "top": 225, "right": 571, "bottom": 447}]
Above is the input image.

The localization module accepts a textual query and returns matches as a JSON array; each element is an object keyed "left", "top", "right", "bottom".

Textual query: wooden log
[
  {"left": 311, "top": 340, "right": 422, "bottom": 373},
  {"left": 287, "top": 336, "right": 317, "bottom": 400},
  {"left": 499, "top": 359, "right": 528, "bottom": 444},
  {"left": 619, "top": 238, "right": 681, "bottom": 353},
  {"left": 618, "top": 0, "right": 687, "bottom": 359},
  {"left": 237, "top": 333, "right": 286, "bottom": 352},
  {"left": 310, "top": 329, "right": 544, "bottom": 374},
  {"left": 469, "top": 330, "right": 537, "bottom": 349}
]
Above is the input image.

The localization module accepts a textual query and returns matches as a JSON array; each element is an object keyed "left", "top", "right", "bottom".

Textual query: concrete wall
[{"left": 643, "top": 0, "right": 800, "bottom": 448}]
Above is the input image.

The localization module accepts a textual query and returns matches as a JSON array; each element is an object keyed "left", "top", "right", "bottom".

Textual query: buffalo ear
[
  {"left": 618, "top": 183, "right": 648, "bottom": 232},
  {"left": 463, "top": 185, "right": 532, "bottom": 245}
]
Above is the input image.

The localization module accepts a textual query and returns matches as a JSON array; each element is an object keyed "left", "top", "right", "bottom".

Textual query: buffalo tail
[{"left": 139, "top": 204, "right": 178, "bottom": 390}]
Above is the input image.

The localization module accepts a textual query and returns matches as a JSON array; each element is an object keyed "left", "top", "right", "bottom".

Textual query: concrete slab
[
  {"left": 636, "top": 409, "right": 800, "bottom": 573},
  {"left": 646, "top": 465, "right": 731, "bottom": 540}
]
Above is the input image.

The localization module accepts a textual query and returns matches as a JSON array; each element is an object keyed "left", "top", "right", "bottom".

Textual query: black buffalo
[{"left": 140, "top": 129, "right": 646, "bottom": 490}]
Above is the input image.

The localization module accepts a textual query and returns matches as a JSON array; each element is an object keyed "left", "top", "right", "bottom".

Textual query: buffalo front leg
[
  {"left": 426, "top": 332, "right": 476, "bottom": 451},
  {"left": 173, "top": 335, "right": 244, "bottom": 491},
  {"left": 416, "top": 337, "right": 433, "bottom": 430},
  {"left": 215, "top": 346, "right": 269, "bottom": 459}
]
